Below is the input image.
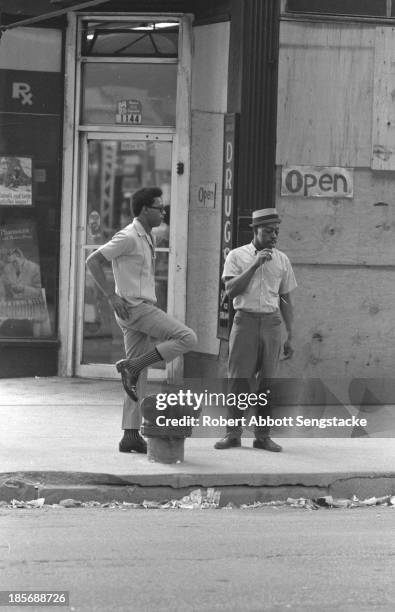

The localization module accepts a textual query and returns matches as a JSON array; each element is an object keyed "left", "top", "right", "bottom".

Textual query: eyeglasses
[{"left": 149, "top": 205, "right": 165, "bottom": 213}]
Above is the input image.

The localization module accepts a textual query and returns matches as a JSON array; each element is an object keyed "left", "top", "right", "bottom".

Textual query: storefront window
[
  {"left": 0, "top": 28, "right": 62, "bottom": 341},
  {"left": 0, "top": 119, "right": 61, "bottom": 339}
]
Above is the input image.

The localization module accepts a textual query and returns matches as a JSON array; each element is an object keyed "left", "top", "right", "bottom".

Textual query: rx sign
[
  {"left": 0, "top": 69, "right": 61, "bottom": 115},
  {"left": 12, "top": 82, "right": 33, "bottom": 106}
]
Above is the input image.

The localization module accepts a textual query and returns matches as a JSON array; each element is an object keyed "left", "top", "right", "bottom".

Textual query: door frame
[
  {"left": 74, "top": 131, "right": 175, "bottom": 380},
  {"left": 58, "top": 11, "right": 192, "bottom": 380}
]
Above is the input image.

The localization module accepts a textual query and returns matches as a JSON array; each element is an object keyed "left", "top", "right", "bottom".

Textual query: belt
[{"left": 237, "top": 309, "right": 279, "bottom": 317}]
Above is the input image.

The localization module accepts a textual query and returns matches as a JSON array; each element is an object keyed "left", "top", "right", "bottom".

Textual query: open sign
[
  {"left": 281, "top": 166, "right": 353, "bottom": 198},
  {"left": 197, "top": 183, "right": 216, "bottom": 208}
]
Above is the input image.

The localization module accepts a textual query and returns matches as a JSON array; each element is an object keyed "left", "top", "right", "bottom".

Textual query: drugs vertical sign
[{"left": 217, "top": 114, "right": 238, "bottom": 340}]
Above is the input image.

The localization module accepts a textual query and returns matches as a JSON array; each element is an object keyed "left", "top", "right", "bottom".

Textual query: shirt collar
[
  {"left": 133, "top": 218, "right": 148, "bottom": 237},
  {"left": 133, "top": 218, "right": 155, "bottom": 250}
]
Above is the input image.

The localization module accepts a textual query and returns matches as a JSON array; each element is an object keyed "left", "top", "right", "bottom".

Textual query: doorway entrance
[
  {"left": 60, "top": 14, "right": 192, "bottom": 379},
  {"left": 75, "top": 133, "right": 174, "bottom": 378}
]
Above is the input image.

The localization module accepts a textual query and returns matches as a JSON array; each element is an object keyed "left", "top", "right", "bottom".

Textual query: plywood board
[
  {"left": 371, "top": 27, "right": 395, "bottom": 170},
  {"left": 277, "top": 21, "right": 374, "bottom": 167},
  {"left": 278, "top": 265, "right": 395, "bottom": 379},
  {"left": 276, "top": 168, "right": 395, "bottom": 265}
]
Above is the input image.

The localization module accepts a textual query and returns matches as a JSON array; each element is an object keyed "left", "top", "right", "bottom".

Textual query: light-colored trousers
[
  {"left": 116, "top": 301, "right": 197, "bottom": 429},
  {"left": 227, "top": 309, "right": 283, "bottom": 437}
]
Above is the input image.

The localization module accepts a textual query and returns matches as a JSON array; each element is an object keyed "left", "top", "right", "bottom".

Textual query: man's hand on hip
[{"left": 109, "top": 294, "right": 130, "bottom": 320}]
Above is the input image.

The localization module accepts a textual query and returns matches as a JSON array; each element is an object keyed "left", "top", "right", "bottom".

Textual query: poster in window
[
  {"left": 0, "top": 155, "right": 33, "bottom": 206},
  {"left": 0, "top": 220, "right": 51, "bottom": 337}
]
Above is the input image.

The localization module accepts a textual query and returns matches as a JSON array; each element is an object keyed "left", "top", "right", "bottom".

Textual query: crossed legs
[{"left": 117, "top": 301, "right": 197, "bottom": 425}]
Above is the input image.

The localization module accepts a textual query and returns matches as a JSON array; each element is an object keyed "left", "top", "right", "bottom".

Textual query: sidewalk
[{"left": 1, "top": 377, "right": 395, "bottom": 505}]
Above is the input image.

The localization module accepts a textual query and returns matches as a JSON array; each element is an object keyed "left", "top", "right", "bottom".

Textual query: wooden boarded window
[
  {"left": 277, "top": 21, "right": 375, "bottom": 168},
  {"left": 286, "top": 0, "right": 387, "bottom": 17},
  {"left": 371, "top": 27, "right": 395, "bottom": 170}
]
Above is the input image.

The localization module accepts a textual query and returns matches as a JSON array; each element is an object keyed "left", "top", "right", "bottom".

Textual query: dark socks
[
  {"left": 125, "top": 348, "right": 162, "bottom": 375},
  {"left": 124, "top": 428, "right": 143, "bottom": 440}
]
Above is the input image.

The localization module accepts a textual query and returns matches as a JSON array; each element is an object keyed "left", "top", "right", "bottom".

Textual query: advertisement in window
[
  {"left": 0, "top": 156, "right": 32, "bottom": 207},
  {"left": 0, "top": 220, "right": 51, "bottom": 338}
]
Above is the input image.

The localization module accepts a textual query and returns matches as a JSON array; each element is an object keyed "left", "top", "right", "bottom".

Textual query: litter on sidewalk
[
  {"left": 1, "top": 491, "right": 395, "bottom": 510},
  {"left": 240, "top": 494, "right": 395, "bottom": 510}
]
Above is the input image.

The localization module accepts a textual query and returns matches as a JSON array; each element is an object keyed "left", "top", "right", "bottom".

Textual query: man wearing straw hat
[{"left": 215, "top": 208, "right": 297, "bottom": 452}]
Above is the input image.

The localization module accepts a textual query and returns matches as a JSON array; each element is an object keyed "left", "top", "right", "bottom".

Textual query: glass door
[{"left": 75, "top": 132, "right": 173, "bottom": 378}]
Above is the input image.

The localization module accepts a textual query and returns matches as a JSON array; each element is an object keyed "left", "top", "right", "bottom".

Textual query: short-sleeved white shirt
[
  {"left": 97, "top": 219, "right": 156, "bottom": 305},
  {"left": 223, "top": 243, "right": 297, "bottom": 313}
]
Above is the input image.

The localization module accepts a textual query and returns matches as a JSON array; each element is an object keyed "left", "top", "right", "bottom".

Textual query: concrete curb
[{"left": 2, "top": 471, "right": 395, "bottom": 506}]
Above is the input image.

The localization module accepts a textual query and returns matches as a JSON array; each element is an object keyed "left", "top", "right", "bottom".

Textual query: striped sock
[
  {"left": 125, "top": 348, "right": 162, "bottom": 375},
  {"left": 124, "top": 429, "right": 143, "bottom": 440}
]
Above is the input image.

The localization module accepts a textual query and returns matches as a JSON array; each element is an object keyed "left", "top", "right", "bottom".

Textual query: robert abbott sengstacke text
[{"left": 155, "top": 415, "right": 368, "bottom": 429}]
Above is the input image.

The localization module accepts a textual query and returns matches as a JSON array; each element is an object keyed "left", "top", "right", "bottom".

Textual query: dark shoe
[
  {"left": 119, "top": 433, "right": 147, "bottom": 454},
  {"left": 253, "top": 437, "right": 282, "bottom": 452},
  {"left": 214, "top": 435, "right": 241, "bottom": 450},
  {"left": 116, "top": 359, "right": 139, "bottom": 401}
]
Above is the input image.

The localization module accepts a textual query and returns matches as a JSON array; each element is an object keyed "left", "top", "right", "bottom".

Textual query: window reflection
[
  {"left": 152, "top": 205, "right": 170, "bottom": 312},
  {"left": 82, "top": 139, "right": 171, "bottom": 364},
  {"left": 81, "top": 21, "right": 179, "bottom": 57},
  {"left": 82, "top": 63, "right": 177, "bottom": 126}
]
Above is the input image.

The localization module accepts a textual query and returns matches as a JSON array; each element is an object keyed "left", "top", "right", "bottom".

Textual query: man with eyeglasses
[
  {"left": 86, "top": 187, "right": 197, "bottom": 454},
  {"left": 215, "top": 208, "right": 297, "bottom": 452}
]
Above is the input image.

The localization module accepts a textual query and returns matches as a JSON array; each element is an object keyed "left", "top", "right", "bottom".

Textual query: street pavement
[
  {"left": 1, "top": 377, "right": 395, "bottom": 504},
  {"left": 1, "top": 506, "right": 395, "bottom": 611}
]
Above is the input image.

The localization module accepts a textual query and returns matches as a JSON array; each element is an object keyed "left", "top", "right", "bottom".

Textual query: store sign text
[
  {"left": 218, "top": 113, "right": 238, "bottom": 340},
  {"left": 12, "top": 82, "right": 33, "bottom": 105},
  {"left": 198, "top": 183, "right": 216, "bottom": 208},
  {"left": 222, "top": 139, "right": 234, "bottom": 260},
  {"left": 281, "top": 166, "right": 353, "bottom": 198},
  {"left": 0, "top": 69, "right": 62, "bottom": 115}
]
